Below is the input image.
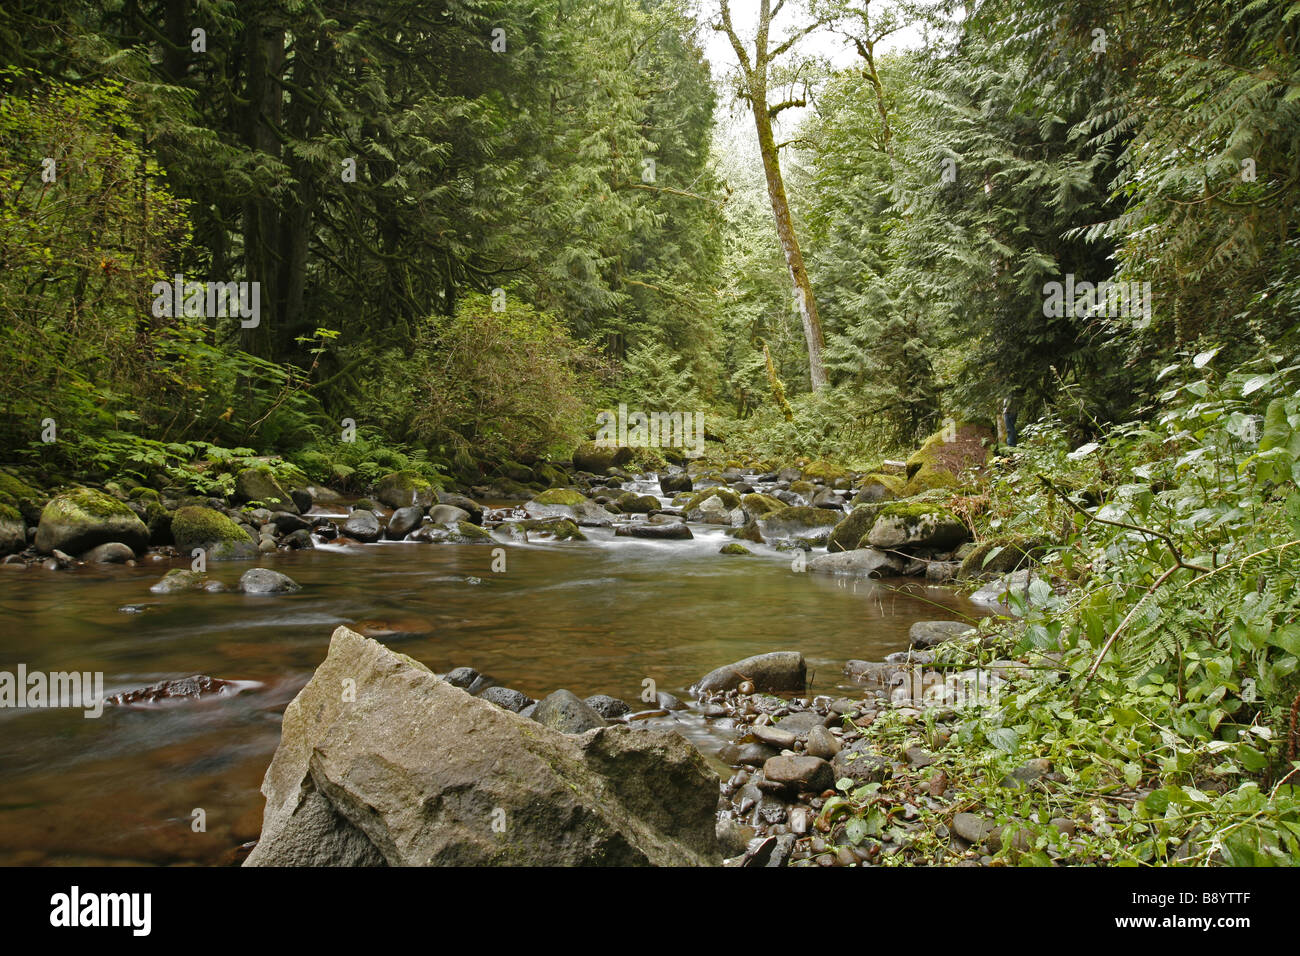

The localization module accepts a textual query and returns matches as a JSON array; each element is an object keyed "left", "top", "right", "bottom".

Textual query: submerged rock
[
  {"left": 239, "top": 568, "right": 301, "bottom": 594},
  {"left": 107, "top": 674, "right": 237, "bottom": 706},
  {"left": 244, "top": 627, "right": 720, "bottom": 866}
]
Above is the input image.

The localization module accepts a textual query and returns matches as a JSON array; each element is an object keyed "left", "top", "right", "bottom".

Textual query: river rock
[
  {"left": 696, "top": 651, "right": 806, "bottom": 695},
  {"left": 436, "top": 491, "right": 484, "bottom": 523},
  {"left": 909, "top": 620, "right": 977, "bottom": 648},
  {"left": 585, "top": 694, "right": 631, "bottom": 719},
  {"left": 427, "top": 504, "right": 470, "bottom": 527},
  {"left": 750, "top": 724, "right": 797, "bottom": 749},
  {"left": 342, "top": 509, "right": 383, "bottom": 542},
  {"left": 169, "top": 506, "right": 257, "bottom": 560},
  {"left": 806, "top": 725, "right": 841, "bottom": 759},
  {"left": 807, "top": 548, "right": 901, "bottom": 578},
  {"left": 758, "top": 505, "right": 842, "bottom": 542},
  {"left": 375, "top": 471, "right": 438, "bottom": 510},
  {"left": 762, "top": 755, "right": 834, "bottom": 792},
  {"left": 81, "top": 541, "right": 135, "bottom": 563},
  {"left": 659, "top": 472, "right": 692, "bottom": 494},
  {"left": 386, "top": 506, "right": 425, "bottom": 539},
  {"left": 234, "top": 466, "right": 298, "bottom": 513},
  {"left": 572, "top": 441, "right": 633, "bottom": 475},
  {"left": 866, "top": 503, "right": 968, "bottom": 552},
  {"left": 149, "top": 569, "right": 207, "bottom": 593},
  {"left": 478, "top": 686, "right": 534, "bottom": 713},
  {"left": 244, "top": 627, "right": 720, "bottom": 866},
  {"left": 34, "top": 488, "right": 149, "bottom": 556},
  {"left": 832, "top": 742, "right": 889, "bottom": 785},
  {"left": 239, "top": 568, "right": 301, "bottom": 594},
  {"left": 107, "top": 674, "right": 237, "bottom": 705},
  {"left": 614, "top": 521, "right": 693, "bottom": 540},
  {"left": 532, "top": 689, "right": 608, "bottom": 733},
  {"left": 270, "top": 511, "right": 310, "bottom": 534}
]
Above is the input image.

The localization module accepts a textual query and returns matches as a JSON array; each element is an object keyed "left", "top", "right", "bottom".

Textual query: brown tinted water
[{"left": 0, "top": 514, "right": 983, "bottom": 865}]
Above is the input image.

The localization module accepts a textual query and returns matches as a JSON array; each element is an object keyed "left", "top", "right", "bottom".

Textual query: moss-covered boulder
[
  {"left": 904, "top": 422, "right": 993, "bottom": 495},
  {"left": 0, "top": 503, "right": 25, "bottom": 555},
  {"left": 866, "top": 502, "right": 969, "bottom": 552},
  {"left": 727, "top": 520, "right": 765, "bottom": 544},
  {"left": 853, "top": 473, "right": 907, "bottom": 503},
  {"left": 170, "top": 506, "right": 257, "bottom": 560},
  {"left": 0, "top": 469, "right": 43, "bottom": 523},
  {"left": 958, "top": 535, "right": 1047, "bottom": 579},
  {"left": 740, "top": 493, "right": 785, "bottom": 520},
  {"left": 719, "top": 543, "right": 751, "bottom": 555},
  {"left": 375, "top": 470, "right": 439, "bottom": 510},
  {"left": 827, "top": 504, "right": 886, "bottom": 553},
  {"left": 614, "top": 491, "right": 658, "bottom": 514},
  {"left": 531, "top": 488, "right": 588, "bottom": 507},
  {"left": 572, "top": 441, "right": 633, "bottom": 475},
  {"left": 34, "top": 488, "right": 150, "bottom": 556},
  {"left": 788, "top": 480, "right": 814, "bottom": 496},
  {"left": 759, "top": 505, "right": 842, "bottom": 541},
  {"left": 234, "top": 466, "right": 298, "bottom": 513},
  {"left": 802, "top": 460, "right": 848, "bottom": 482},
  {"left": 456, "top": 521, "right": 494, "bottom": 541},
  {"left": 682, "top": 487, "right": 741, "bottom": 524}
]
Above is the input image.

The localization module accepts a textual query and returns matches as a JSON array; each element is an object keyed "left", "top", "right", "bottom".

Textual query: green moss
[
  {"left": 764, "top": 505, "right": 841, "bottom": 528},
  {"left": 789, "top": 480, "right": 814, "bottom": 495},
  {"left": 533, "top": 488, "right": 588, "bottom": 507},
  {"left": 719, "top": 543, "right": 751, "bottom": 555},
  {"left": 171, "top": 506, "right": 250, "bottom": 546},
  {"left": 456, "top": 521, "right": 493, "bottom": 540},
  {"left": 0, "top": 470, "right": 38, "bottom": 503},
  {"left": 856, "top": 473, "right": 907, "bottom": 497},
  {"left": 684, "top": 487, "right": 741, "bottom": 513},
  {"left": 59, "top": 487, "right": 135, "bottom": 520},
  {"left": 827, "top": 504, "right": 885, "bottom": 553},
  {"left": 802, "top": 459, "right": 848, "bottom": 481},
  {"left": 0, "top": 503, "right": 20, "bottom": 522},
  {"left": 740, "top": 493, "right": 784, "bottom": 516},
  {"left": 129, "top": 487, "right": 162, "bottom": 502}
]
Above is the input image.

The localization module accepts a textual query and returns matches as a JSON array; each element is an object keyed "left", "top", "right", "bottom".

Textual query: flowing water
[{"left": 0, "top": 481, "right": 984, "bottom": 865}]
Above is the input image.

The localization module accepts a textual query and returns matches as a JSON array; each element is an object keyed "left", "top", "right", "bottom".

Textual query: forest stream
[{"left": 0, "top": 474, "right": 982, "bottom": 866}]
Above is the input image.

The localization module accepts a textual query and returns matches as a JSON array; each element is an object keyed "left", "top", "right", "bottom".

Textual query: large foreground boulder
[
  {"left": 245, "top": 627, "right": 721, "bottom": 866},
  {"left": 170, "top": 506, "right": 257, "bottom": 560},
  {"left": 34, "top": 488, "right": 149, "bottom": 556}
]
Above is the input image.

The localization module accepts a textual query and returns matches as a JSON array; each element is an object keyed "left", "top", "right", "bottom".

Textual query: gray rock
[
  {"left": 427, "top": 504, "right": 470, "bottom": 527},
  {"left": 750, "top": 724, "right": 797, "bottom": 749},
  {"left": 806, "top": 725, "right": 841, "bottom": 759},
  {"left": 832, "top": 742, "right": 889, "bottom": 785},
  {"left": 234, "top": 467, "right": 298, "bottom": 513},
  {"left": 342, "top": 509, "right": 382, "bottom": 543},
  {"left": 614, "top": 521, "right": 693, "bottom": 540},
  {"left": 81, "top": 541, "right": 135, "bottom": 563},
  {"left": 245, "top": 627, "right": 720, "bottom": 866},
  {"left": 952, "top": 812, "right": 998, "bottom": 847},
  {"left": 807, "top": 548, "right": 901, "bottom": 578},
  {"left": 762, "top": 755, "right": 834, "bottom": 793},
  {"left": 696, "top": 651, "right": 806, "bottom": 695},
  {"left": 386, "top": 506, "right": 425, "bottom": 539},
  {"left": 532, "top": 689, "right": 607, "bottom": 733},
  {"left": 909, "top": 620, "right": 977, "bottom": 648},
  {"left": 656, "top": 691, "right": 685, "bottom": 711},
  {"left": 659, "top": 472, "right": 692, "bottom": 494},
  {"left": 239, "top": 568, "right": 301, "bottom": 594},
  {"left": 478, "top": 686, "right": 534, "bottom": 713},
  {"left": 584, "top": 694, "right": 631, "bottom": 719},
  {"left": 444, "top": 667, "right": 480, "bottom": 689},
  {"left": 270, "top": 511, "right": 311, "bottom": 533}
]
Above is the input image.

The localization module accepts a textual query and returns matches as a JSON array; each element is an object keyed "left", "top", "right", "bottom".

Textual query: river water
[{"left": 0, "top": 482, "right": 983, "bottom": 865}]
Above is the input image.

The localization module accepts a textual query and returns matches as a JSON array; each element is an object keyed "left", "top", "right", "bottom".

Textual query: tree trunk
[{"left": 751, "top": 104, "right": 827, "bottom": 390}]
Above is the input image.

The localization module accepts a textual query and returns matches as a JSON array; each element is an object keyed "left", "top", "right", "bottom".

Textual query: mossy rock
[
  {"left": 518, "top": 517, "right": 587, "bottom": 541},
  {"left": 375, "top": 470, "right": 439, "bottom": 510},
  {"left": 719, "top": 543, "right": 751, "bottom": 556},
  {"left": 727, "top": 520, "right": 765, "bottom": 544},
  {"left": 129, "top": 486, "right": 162, "bottom": 502},
  {"left": 802, "top": 459, "right": 848, "bottom": 482},
  {"left": 0, "top": 470, "right": 40, "bottom": 504},
  {"left": 788, "top": 480, "right": 814, "bottom": 495},
  {"left": 683, "top": 487, "right": 741, "bottom": 514},
  {"left": 572, "top": 441, "right": 633, "bottom": 475},
  {"left": 853, "top": 473, "right": 907, "bottom": 503},
  {"left": 740, "top": 493, "right": 785, "bottom": 519},
  {"left": 0, "top": 506, "right": 24, "bottom": 555},
  {"left": 534, "top": 463, "right": 569, "bottom": 487},
  {"left": 759, "top": 505, "right": 842, "bottom": 541},
  {"left": 532, "top": 488, "right": 588, "bottom": 507},
  {"left": 866, "top": 502, "right": 968, "bottom": 552},
  {"left": 827, "top": 504, "right": 886, "bottom": 553},
  {"left": 455, "top": 521, "right": 493, "bottom": 541},
  {"left": 34, "top": 487, "right": 149, "bottom": 556},
  {"left": 614, "top": 491, "right": 658, "bottom": 514},
  {"left": 904, "top": 422, "right": 994, "bottom": 495},
  {"left": 958, "top": 535, "right": 1047, "bottom": 579},
  {"left": 234, "top": 466, "right": 298, "bottom": 513},
  {"left": 170, "top": 506, "right": 257, "bottom": 560}
]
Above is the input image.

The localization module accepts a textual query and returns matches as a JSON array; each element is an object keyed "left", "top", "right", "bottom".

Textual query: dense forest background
[{"left": 1, "top": 0, "right": 1297, "bottom": 489}]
